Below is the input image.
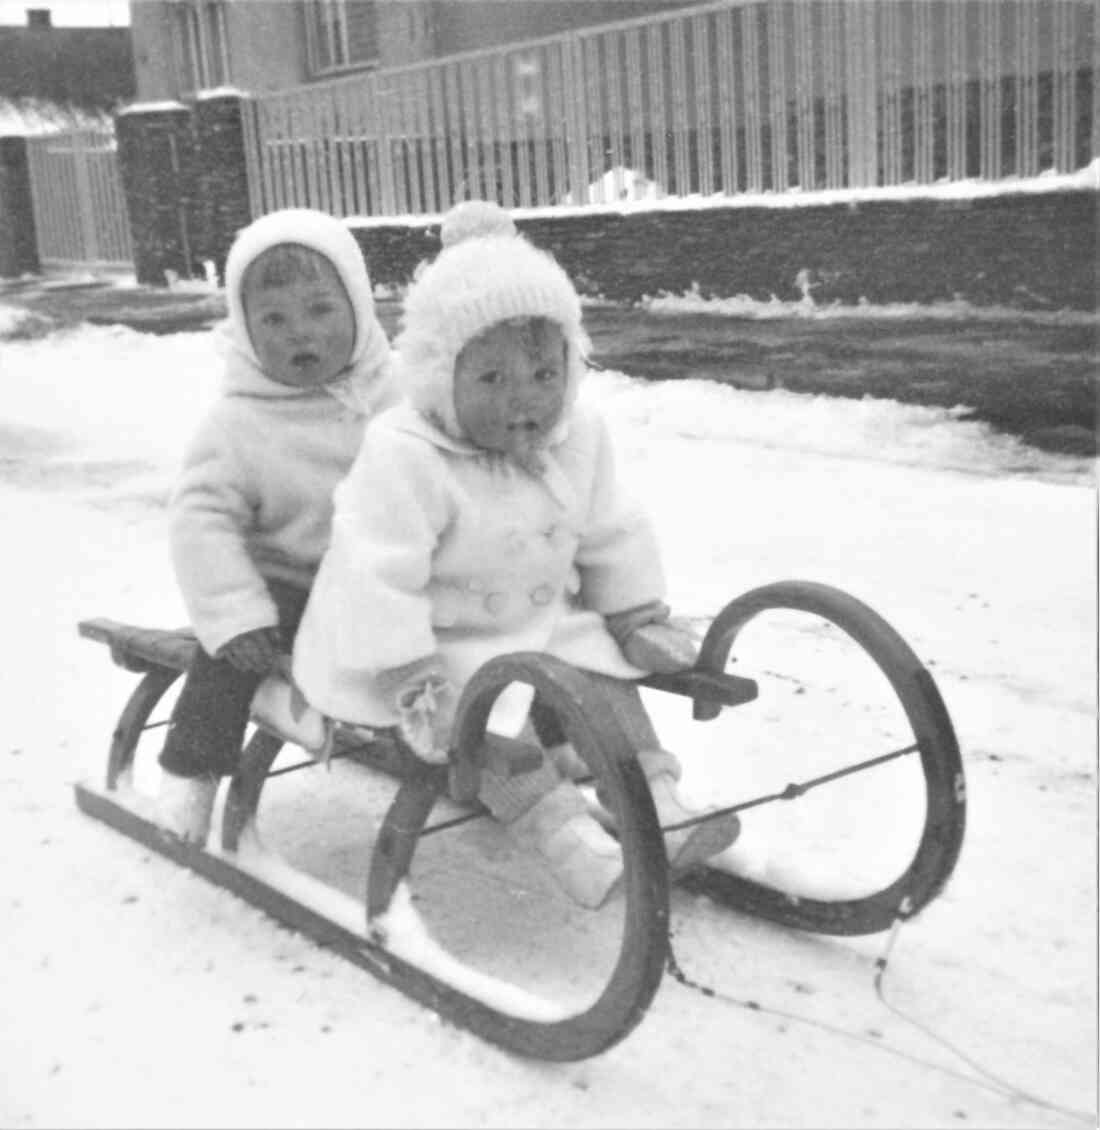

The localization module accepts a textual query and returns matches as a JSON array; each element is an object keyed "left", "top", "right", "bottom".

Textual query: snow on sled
[{"left": 74, "top": 580, "right": 966, "bottom": 1062}]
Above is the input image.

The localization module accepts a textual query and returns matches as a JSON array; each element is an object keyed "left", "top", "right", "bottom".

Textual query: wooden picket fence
[
  {"left": 24, "top": 127, "right": 133, "bottom": 269},
  {"left": 242, "top": 0, "right": 1098, "bottom": 220}
]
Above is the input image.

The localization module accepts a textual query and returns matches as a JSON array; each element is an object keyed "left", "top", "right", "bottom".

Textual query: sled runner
[{"left": 74, "top": 580, "right": 966, "bottom": 1062}]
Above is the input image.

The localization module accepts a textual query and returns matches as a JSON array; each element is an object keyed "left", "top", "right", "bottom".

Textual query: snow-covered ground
[{"left": 0, "top": 308, "right": 1095, "bottom": 1129}]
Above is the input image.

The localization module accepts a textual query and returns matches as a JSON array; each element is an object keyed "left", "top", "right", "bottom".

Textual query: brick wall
[{"left": 349, "top": 190, "right": 1097, "bottom": 313}]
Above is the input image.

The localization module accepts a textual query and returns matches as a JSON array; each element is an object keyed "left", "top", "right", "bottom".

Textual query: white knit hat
[
  {"left": 223, "top": 208, "right": 389, "bottom": 380},
  {"left": 394, "top": 231, "right": 588, "bottom": 438}
]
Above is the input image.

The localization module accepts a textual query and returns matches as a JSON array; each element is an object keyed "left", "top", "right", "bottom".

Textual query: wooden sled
[{"left": 74, "top": 581, "right": 966, "bottom": 1062}]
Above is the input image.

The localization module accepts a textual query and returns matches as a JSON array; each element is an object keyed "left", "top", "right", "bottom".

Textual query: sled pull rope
[
  {"left": 871, "top": 908, "right": 1093, "bottom": 1124},
  {"left": 872, "top": 896, "right": 912, "bottom": 991},
  {"left": 666, "top": 907, "right": 1094, "bottom": 1125}
]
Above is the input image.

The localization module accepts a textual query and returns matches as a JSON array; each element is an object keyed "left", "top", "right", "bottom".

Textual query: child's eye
[
  {"left": 534, "top": 367, "right": 561, "bottom": 383},
  {"left": 261, "top": 312, "right": 285, "bottom": 327},
  {"left": 309, "top": 302, "right": 335, "bottom": 317},
  {"left": 478, "top": 370, "right": 502, "bottom": 385}
]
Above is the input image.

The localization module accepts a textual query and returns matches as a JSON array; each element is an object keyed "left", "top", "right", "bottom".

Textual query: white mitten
[
  {"left": 395, "top": 674, "right": 456, "bottom": 764},
  {"left": 250, "top": 672, "right": 331, "bottom": 755}
]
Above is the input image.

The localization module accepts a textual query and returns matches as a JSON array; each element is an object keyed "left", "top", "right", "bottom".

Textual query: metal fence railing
[
  {"left": 242, "top": 0, "right": 1099, "bottom": 220},
  {"left": 24, "top": 127, "right": 133, "bottom": 269}
]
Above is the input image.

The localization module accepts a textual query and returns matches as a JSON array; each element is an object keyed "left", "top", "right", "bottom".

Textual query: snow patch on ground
[
  {"left": 560, "top": 165, "right": 665, "bottom": 205},
  {"left": 373, "top": 882, "right": 576, "bottom": 1023},
  {"left": 641, "top": 280, "right": 1100, "bottom": 326},
  {"left": 582, "top": 368, "right": 1095, "bottom": 487}
]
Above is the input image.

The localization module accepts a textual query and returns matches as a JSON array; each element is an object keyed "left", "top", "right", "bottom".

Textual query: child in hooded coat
[
  {"left": 293, "top": 209, "right": 739, "bottom": 908},
  {"left": 156, "top": 208, "right": 397, "bottom": 843}
]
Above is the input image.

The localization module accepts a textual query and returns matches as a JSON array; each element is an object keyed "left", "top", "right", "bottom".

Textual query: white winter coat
[
  {"left": 292, "top": 399, "right": 667, "bottom": 730},
  {"left": 170, "top": 350, "right": 397, "bottom": 656},
  {"left": 170, "top": 209, "right": 397, "bottom": 656}
]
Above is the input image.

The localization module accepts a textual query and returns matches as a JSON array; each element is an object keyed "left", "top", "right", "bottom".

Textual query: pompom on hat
[
  {"left": 439, "top": 199, "right": 517, "bottom": 247},
  {"left": 395, "top": 217, "right": 589, "bottom": 439}
]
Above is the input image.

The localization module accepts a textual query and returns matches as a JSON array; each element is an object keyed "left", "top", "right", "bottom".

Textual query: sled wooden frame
[{"left": 74, "top": 580, "right": 966, "bottom": 1061}]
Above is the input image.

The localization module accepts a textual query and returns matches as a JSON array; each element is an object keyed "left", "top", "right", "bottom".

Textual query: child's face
[
  {"left": 453, "top": 318, "right": 567, "bottom": 465},
  {"left": 242, "top": 252, "right": 355, "bottom": 388}
]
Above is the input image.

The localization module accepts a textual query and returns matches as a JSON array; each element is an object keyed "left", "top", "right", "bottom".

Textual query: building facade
[
  {"left": 0, "top": 10, "right": 133, "bottom": 108},
  {"left": 130, "top": 0, "right": 695, "bottom": 102}
]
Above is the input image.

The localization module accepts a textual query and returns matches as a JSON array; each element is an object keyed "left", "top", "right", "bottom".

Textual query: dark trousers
[{"left": 158, "top": 579, "right": 311, "bottom": 779}]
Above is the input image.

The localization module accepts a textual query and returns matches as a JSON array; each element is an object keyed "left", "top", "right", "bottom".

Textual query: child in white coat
[
  {"left": 156, "top": 208, "right": 397, "bottom": 842},
  {"left": 293, "top": 213, "right": 739, "bottom": 908}
]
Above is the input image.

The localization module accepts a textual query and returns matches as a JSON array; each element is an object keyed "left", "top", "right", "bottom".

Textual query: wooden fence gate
[{"left": 24, "top": 128, "right": 133, "bottom": 270}]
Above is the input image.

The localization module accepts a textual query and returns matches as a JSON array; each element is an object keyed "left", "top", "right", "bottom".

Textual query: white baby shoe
[
  {"left": 646, "top": 772, "right": 740, "bottom": 872},
  {"left": 155, "top": 769, "right": 218, "bottom": 844},
  {"left": 506, "top": 782, "right": 623, "bottom": 909},
  {"left": 250, "top": 674, "right": 330, "bottom": 754}
]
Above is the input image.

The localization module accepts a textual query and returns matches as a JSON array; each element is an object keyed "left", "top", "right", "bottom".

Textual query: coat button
[
  {"left": 484, "top": 591, "right": 508, "bottom": 615},
  {"left": 530, "top": 584, "right": 554, "bottom": 606}
]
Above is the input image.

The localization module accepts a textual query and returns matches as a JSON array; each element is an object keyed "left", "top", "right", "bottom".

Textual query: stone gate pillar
[
  {"left": 115, "top": 102, "right": 197, "bottom": 286},
  {"left": 0, "top": 136, "right": 40, "bottom": 277},
  {"left": 192, "top": 91, "right": 254, "bottom": 285}
]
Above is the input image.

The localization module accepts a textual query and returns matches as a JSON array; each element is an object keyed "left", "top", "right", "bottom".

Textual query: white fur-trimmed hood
[{"left": 221, "top": 208, "right": 391, "bottom": 407}]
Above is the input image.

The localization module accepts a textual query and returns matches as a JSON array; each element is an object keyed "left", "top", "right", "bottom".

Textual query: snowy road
[{"left": 0, "top": 315, "right": 1095, "bottom": 1129}]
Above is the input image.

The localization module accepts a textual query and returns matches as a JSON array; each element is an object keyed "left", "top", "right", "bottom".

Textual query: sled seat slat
[
  {"left": 78, "top": 618, "right": 198, "bottom": 674},
  {"left": 78, "top": 619, "right": 759, "bottom": 719}
]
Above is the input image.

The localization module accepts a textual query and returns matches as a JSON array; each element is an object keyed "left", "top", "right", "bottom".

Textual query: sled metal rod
[
  {"left": 420, "top": 809, "right": 488, "bottom": 836},
  {"left": 662, "top": 741, "right": 920, "bottom": 833},
  {"left": 264, "top": 757, "right": 321, "bottom": 779},
  {"left": 140, "top": 719, "right": 171, "bottom": 731},
  {"left": 420, "top": 772, "right": 602, "bottom": 837},
  {"left": 262, "top": 747, "right": 367, "bottom": 780}
]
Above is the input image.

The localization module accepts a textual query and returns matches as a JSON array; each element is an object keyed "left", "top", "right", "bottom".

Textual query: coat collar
[
  {"left": 387, "top": 403, "right": 579, "bottom": 510},
  {"left": 215, "top": 322, "right": 394, "bottom": 417}
]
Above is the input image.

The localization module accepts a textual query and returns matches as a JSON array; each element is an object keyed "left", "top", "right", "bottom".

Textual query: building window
[
  {"left": 306, "top": 0, "right": 378, "bottom": 75},
  {"left": 177, "top": 0, "right": 230, "bottom": 92}
]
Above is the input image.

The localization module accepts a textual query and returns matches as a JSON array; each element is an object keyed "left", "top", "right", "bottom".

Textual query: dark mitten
[
  {"left": 620, "top": 620, "right": 698, "bottom": 673},
  {"left": 216, "top": 626, "right": 283, "bottom": 674},
  {"left": 605, "top": 600, "right": 698, "bottom": 674}
]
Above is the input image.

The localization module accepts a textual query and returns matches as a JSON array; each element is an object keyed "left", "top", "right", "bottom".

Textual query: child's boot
[
  {"left": 544, "top": 741, "right": 589, "bottom": 781},
  {"left": 638, "top": 750, "right": 740, "bottom": 871},
  {"left": 503, "top": 781, "right": 623, "bottom": 909},
  {"left": 479, "top": 752, "right": 622, "bottom": 909},
  {"left": 155, "top": 769, "right": 218, "bottom": 844}
]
